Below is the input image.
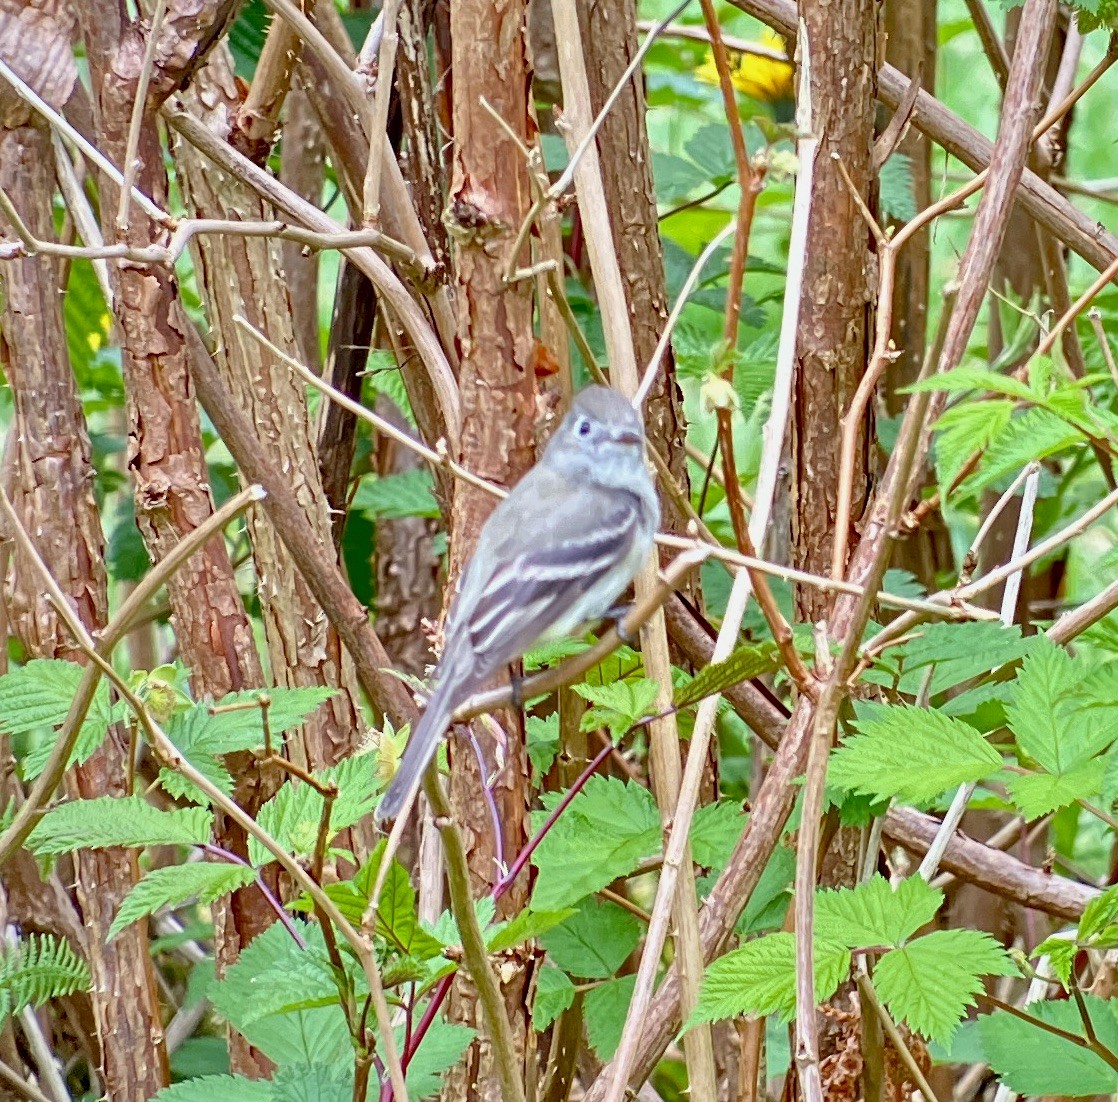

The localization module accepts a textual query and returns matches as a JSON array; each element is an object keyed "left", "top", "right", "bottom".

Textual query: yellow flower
[{"left": 696, "top": 28, "right": 794, "bottom": 107}]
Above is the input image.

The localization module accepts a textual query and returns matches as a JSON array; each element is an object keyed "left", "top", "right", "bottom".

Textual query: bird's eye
[{"left": 576, "top": 417, "right": 592, "bottom": 437}]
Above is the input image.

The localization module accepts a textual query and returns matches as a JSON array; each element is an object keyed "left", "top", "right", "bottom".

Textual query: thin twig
[
  {"left": 0, "top": 486, "right": 265, "bottom": 866},
  {"left": 506, "top": 0, "right": 691, "bottom": 281},
  {"left": 963, "top": 0, "right": 1010, "bottom": 90},
  {"left": 0, "top": 58, "right": 168, "bottom": 223},
  {"left": 362, "top": 0, "right": 400, "bottom": 223},
  {"left": 116, "top": 0, "right": 167, "bottom": 231},
  {"left": 0, "top": 1056, "right": 58, "bottom": 1102},
  {"left": 549, "top": 3, "right": 716, "bottom": 1096},
  {"left": 855, "top": 973, "right": 944, "bottom": 1102}
]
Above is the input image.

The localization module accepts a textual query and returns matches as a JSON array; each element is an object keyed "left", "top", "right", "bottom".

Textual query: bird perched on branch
[{"left": 376, "top": 385, "right": 659, "bottom": 822}]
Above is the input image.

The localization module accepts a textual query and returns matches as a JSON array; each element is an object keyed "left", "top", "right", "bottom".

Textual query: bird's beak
[{"left": 615, "top": 427, "right": 642, "bottom": 446}]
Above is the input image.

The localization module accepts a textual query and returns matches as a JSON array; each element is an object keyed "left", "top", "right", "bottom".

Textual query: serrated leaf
[
  {"left": 963, "top": 407, "right": 1084, "bottom": 497},
  {"left": 1032, "top": 937, "right": 1078, "bottom": 988},
  {"left": 352, "top": 469, "right": 440, "bottom": 520},
  {"left": 152, "top": 1076, "right": 273, "bottom": 1102},
  {"left": 402, "top": 1018, "right": 475, "bottom": 1098},
  {"left": 1007, "top": 761, "right": 1105, "bottom": 819},
  {"left": 978, "top": 996, "right": 1118, "bottom": 1095},
  {"left": 1007, "top": 639, "right": 1104, "bottom": 772},
  {"left": 249, "top": 752, "right": 379, "bottom": 867},
  {"left": 585, "top": 974, "right": 636, "bottom": 1059},
  {"left": 28, "top": 796, "right": 212, "bottom": 854},
  {"left": 931, "top": 399, "right": 1013, "bottom": 493},
  {"left": 691, "top": 933, "right": 850, "bottom": 1024},
  {"left": 689, "top": 800, "right": 747, "bottom": 870},
  {"left": 526, "top": 713, "right": 560, "bottom": 774},
  {"left": 208, "top": 922, "right": 350, "bottom": 1065},
  {"left": 542, "top": 899, "right": 641, "bottom": 979},
  {"left": 293, "top": 845, "right": 445, "bottom": 961},
  {"left": 0, "top": 660, "right": 115, "bottom": 780},
  {"left": 179, "top": 687, "right": 339, "bottom": 757},
  {"left": 533, "top": 966, "right": 576, "bottom": 1030},
  {"left": 575, "top": 679, "right": 660, "bottom": 739},
  {"left": 487, "top": 908, "right": 575, "bottom": 954},
  {"left": 272, "top": 1063, "right": 352, "bottom": 1102},
  {"left": 110, "top": 863, "right": 257, "bottom": 939},
  {"left": 828, "top": 705, "right": 1002, "bottom": 803},
  {"left": 530, "top": 777, "right": 660, "bottom": 910},
  {"left": 874, "top": 929, "right": 1016, "bottom": 1043},
  {"left": 864, "top": 621, "right": 1037, "bottom": 698},
  {"left": 673, "top": 644, "right": 780, "bottom": 710},
  {"left": 815, "top": 875, "right": 942, "bottom": 949},
  {"left": 879, "top": 152, "right": 917, "bottom": 222},
  {"left": 1079, "top": 884, "right": 1118, "bottom": 942},
  {"left": 906, "top": 365, "right": 1038, "bottom": 401}
]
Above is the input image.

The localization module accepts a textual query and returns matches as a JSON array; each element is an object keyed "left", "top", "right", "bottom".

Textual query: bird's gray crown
[{"left": 569, "top": 384, "right": 640, "bottom": 426}]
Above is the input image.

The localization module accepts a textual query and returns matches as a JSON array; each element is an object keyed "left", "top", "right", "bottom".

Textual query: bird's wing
[{"left": 453, "top": 478, "right": 645, "bottom": 682}]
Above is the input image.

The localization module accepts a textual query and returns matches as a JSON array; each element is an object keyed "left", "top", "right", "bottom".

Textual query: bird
[{"left": 375, "top": 385, "right": 660, "bottom": 821}]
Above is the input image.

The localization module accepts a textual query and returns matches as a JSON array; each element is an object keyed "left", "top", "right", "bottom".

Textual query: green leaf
[
  {"left": 352, "top": 469, "right": 440, "bottom": 520},
  {"left": 178, "top": 687, "right": 339, "bottom": 757},
  {"left": 1079, "top": 884, "right": 1118, "bottom": 942},
  {"left": 931, "top": 399, "right": 1013, "bottom": 493},
  {"left": 0, "top": 659, "right": 115, "bottom": 780},
  {"left": 1007, "top": 639, "right": 1101, "bottom": 772},
  {"left": 486, "top": 908, "right": 575, "bottom": 954},
  {"left": 152, "top": 1076, "right": 273, "bottom": 1102},
  {"left": 978, "top": 996, "right": 1118, "bottom": 1095},
  {"left": 272, "top": 1063, "right": 352, "bottom": 1102},
  {"left": 828, "top": 705, "right": 1002, "bottom": 803},
  {"left": 864, "top": 621, "right": 1037, "bottom": 698},
  {"left": 964, "top": 407, "right": 1084, "bottom": 496},
  {"left": 683, "top": 123, "right": 737, "bottom": 183},
  {"left": 542, "top": 899, "right": 641, "bottom": 979},
  {"left": 0, "top": 934, "right": 90, "bottom": 1022},
  {"left": 873, "top": 929, "right": 1017, "bottom": 1043},
  {"left": 402, "top": 1018, "right": 475, "bottom": 1098},
  {"left": 689, "top": 800, "right": 747, "bottom": 870},
  {"left": 531, "top": 777, "right": 660, "bottom": 910},
  {"left": 691, "top": 933, "right": 850, "bottom": 1024},
  {"left": 739, "top": 845, "right": 795, "bottom": 936},
  {"left": 673, "top": 644, "right": 779, "bottom": 710},
  {"left": 533, "top": 966, "right": 576, "bottom": 1031},
  {"left": 585, "top": 974, "right": 637, "bottom": 1059},
  {"left": 208, "top": 922, "right": 350, "bottom": 1065},
  {"left": 28, "top": 796, "right": 212, "bottom": 854},
  {"left": 575, "top": 679, "right": 660, "bottom": 739},
  {"left": 815, "top": 875, "right": 942, "bottom": 949},
  {"left": 526, "top": 713, "right": 560, "bottom": 774},
  {"left": 110, "top": 863, "right": 257, "bottom": 939},
  {"left": 294, "top": 845, "right": 445, "bottom": 961},
  {"left": 0, "top": 659, "right": 92, "bottom": 732},
  {"left": 249, "top": 752, "right": 379, "bottom": 867},
  {"left": 653, "top": 151, "right": 709, "bottom": 201},
  {"left": 1032, "top": 937, "right": 1078, "bottom": 987},
  {"left": 879, "top": 152, "right": 917, "bottom": 222},
  {"left": 906, "top": 365, "right": 1038, "bottom": 401},
  {"left": 1007, "top": 761, "right": 1105, "bottom": 819}
]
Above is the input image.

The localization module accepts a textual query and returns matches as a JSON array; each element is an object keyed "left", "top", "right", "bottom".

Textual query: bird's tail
[{"left": 376, "top": 658, "right": 475, "bottom": 822}]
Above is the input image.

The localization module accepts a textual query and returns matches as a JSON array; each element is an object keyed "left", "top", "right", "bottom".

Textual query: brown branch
[{"left": 728, "top": 0, "right": 1118, "bottom": 275}]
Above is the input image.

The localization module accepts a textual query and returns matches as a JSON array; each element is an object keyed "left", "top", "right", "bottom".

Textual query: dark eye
[{"left": 576, "top": 417, "right": 592, "bottom": 437}]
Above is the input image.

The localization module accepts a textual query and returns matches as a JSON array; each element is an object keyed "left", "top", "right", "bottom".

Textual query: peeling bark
[
  {"left": 790, "top": 0, "right": 878, "bottom": 619},
  {"left": 0, "top": 116, "right": 168, "bottom": 1101}
]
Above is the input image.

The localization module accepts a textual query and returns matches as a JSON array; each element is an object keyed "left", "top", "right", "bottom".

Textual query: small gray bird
[{"left": 376, "top": 385, "right": 660, "bottom": 821}]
